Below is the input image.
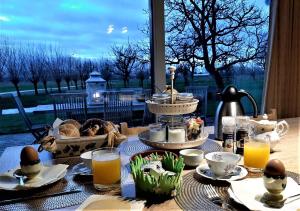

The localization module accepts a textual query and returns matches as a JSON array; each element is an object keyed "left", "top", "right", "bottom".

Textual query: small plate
[
  {"left": 71, "top": 163, "right": 92, "bottom": 176},
  {"left": 0, "top": 164, "right": 68, "bottom": 191},
  {"left": 196, "top": 164, "right": 248, "bottom": 181}
]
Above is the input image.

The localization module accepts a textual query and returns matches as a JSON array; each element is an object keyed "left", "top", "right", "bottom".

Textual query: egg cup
[
  {"left": 261, "top": 174, "right": 287, "bottom": 208},
  {"left": 20, "top": 160, "right": 42, "bottom": 179}
]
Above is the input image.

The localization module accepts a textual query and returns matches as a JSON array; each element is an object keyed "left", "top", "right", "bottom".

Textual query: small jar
[
  {"left": 168, "top": 123, "right": 186, "bottom": 143},
  {"left": 235, "top": 116, "right": 250, "bottom": 155},
  {"left": 222, "top": 116, "right": 236, "bottom": 152},
  {"left": 176, "top": 93, "right": 194, "bottom": 102},
  {"left": 152, "top": 93, "right": 171, "bottom": 104},
  {"left": 149, "top": 123, "right": 166, "bottom": 142}
]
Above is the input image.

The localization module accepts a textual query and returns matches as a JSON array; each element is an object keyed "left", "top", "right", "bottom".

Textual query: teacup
[{"left": 205, "top": 152, "right": 241, "bottom": 176}]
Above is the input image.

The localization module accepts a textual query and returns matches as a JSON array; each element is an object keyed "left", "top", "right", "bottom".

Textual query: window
[
  {"left": 164, "top": 0, "right": 270, "bottom": 122},
  {"left": 0, "top": 0, "right": 150, "bottom": 136}
]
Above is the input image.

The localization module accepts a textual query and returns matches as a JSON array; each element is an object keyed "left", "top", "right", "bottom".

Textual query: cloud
[
  {"left": 0, "top": 16, "right": 10, "bottom": 22},
  {"left": 121, "top": 27, "right": 128, "bottom": 34},
  {"left": 107, "top": 24, "right": 114, "bottom": 34}
]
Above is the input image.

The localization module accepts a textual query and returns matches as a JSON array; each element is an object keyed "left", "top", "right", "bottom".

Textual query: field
[{"left": 0, "top": 74, "right": 264, "bottom": 134}]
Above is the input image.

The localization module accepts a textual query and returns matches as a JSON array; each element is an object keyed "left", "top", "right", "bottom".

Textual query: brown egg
[
  {"left": 20, "top": 146, "right": 40, "bottom": 166},
  {"left": 264, "top": 159, "right": 286, "bottom": 177}
]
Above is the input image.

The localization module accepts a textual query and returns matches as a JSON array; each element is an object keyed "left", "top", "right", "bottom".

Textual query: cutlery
[
  {"left": 266, "top": 193, "right": 300, "bottom": 208},
  {"left": 0, "top": 187, "right": 82, "bottom": 205},
  {"left": 204, "top": 185, "right": 235, "bottom": 211}
]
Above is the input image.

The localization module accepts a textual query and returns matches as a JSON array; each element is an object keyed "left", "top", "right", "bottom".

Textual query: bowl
[
  {"left": 179, "top": 149, "right": 204, "bottom": 166},
  {"left": 80, "top": 151, "right": 92, "bottom": 169},
  {"left": 130, "top": 150, "right": 184, "bottom": 198},
  {"left": 205, "top": 152, "right": 241, "bottom": 176}
]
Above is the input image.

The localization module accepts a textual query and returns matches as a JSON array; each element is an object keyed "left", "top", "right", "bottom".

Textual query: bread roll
[{"left": 59, "top": 123, "right": 80, "bottom": 137}]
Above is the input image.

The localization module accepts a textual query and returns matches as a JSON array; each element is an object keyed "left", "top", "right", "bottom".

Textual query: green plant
[{"left": 130, "top": 152, "right": 184, "bottom": 197}]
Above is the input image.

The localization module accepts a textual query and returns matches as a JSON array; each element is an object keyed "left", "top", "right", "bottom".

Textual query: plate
[
  {"left": 138, "top": 130, "right": 208, "bottom": 150},
  {"left": 196, "top": 164, "right": 248, "bottom": 181},
  {"left": 0, "top": 164, "right": 68, "bottom": 191},
  {"left": 71, "top": 163, "right": 92, "bottom": 176}
]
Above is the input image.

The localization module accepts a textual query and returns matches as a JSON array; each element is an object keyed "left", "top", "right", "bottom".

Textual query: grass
[{"left": 0, "top": 74, "right": 264, "bottom": 134}]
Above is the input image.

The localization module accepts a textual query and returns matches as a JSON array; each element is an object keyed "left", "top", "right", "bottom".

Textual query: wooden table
[{"left": 0, "top": 117, "right": 299, "bottom": 210}]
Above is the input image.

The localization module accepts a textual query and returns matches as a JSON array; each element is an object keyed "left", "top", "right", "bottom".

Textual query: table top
[{"left": 0, "top": 117, "right": 299, "bottom": 210}]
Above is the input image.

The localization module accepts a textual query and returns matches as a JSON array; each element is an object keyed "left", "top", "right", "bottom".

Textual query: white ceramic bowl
[
  {"left": 80, "top": 151, "right": 92, "bottom": 169},
  {"left": 205, "top": 152, "right": 241, "bottom": 176},
  {"left": 179, "top": 149, "right": 204, "bottom": 167}
]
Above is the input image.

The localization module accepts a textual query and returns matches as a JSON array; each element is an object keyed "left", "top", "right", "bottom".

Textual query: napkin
[
  {"left": 229, "top": 177, "right": 300, "bottom": 211},
  {"left": 0, "top": 164, "right": 68, "bottom": 190},
  {"left": 76, "top": 195, "right": 145, "bottom": 211}
]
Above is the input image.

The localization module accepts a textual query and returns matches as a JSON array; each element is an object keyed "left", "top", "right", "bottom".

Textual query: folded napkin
[
  {"left": 229, "top": 177, "right": 300, "bottom": 211},
  {"left": 76, "top": 195, "right": 145, "bottom": 211},
  {"left": 0, "top": 164, "right": 68, "bottom": 190}
]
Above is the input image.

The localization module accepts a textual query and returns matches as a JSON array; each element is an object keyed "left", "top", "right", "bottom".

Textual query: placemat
[
  {"left": 0, "top": 157, "right": 121, "bottom": 211},
  {"left": 120, "top": 138, "right": 223, "bottom": 156},
  {"left": 175, "top": 170, "right": 300, "bottom": 211}
]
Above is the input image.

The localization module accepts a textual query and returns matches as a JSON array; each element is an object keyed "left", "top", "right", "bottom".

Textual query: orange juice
[
  {"left": 92, "top": 153, "right": 121, "bottom": 185},
  {"left": 244, "top": 141, "right": 270, "bottom": 169}
]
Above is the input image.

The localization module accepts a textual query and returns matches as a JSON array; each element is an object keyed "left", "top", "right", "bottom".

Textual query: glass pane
[
  {"left": 164, "top": 0, "right": 269, "bottom": 123},
  {"left": 0, "top": 0, "right": 149, "bottom": 149}
]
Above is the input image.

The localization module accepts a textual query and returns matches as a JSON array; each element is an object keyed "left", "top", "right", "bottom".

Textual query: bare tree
[
  {"left": 79, "top": 59, "right": 95, "bottom": 89},
  {"left": 6, "top": 46, "right": 25, "bottom": 96},
  {"left": 0, "top": 38, "right": 9, "bottom": 81},
  {"left": 47, "top": 46, "right": 65, "bottom": 93},
  {"left": 135, "top": 61, "right": 149, "bottom": 88},
  {"left": 176, "top": 63, "right": 190, "bottom": 86},
  {"left": 165, "top": 0, "right": 268, "bottom": 90},
  {"left": 23, "top": 43, "right": 42, "bottom": 95},
  {"left": 64, "top": 56, "right": 75, "bottom": 90},
  {"left": 112, "top": 43, "right": 138, "bottom": 87},
  {"left": 99, "top": 60, "right": 113, "bottom": 89}
]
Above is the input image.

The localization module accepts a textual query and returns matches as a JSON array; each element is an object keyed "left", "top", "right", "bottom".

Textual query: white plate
[
  {"left": 0, "top": 164, "right": 68, "bottom": 191},
  {"left": 196, "top": 164, "right": 248, "bottom": 181}
]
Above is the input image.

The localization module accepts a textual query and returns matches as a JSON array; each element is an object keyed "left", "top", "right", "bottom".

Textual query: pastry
[{"left": 60, "top": 119, "right": 81, "bottom": 129}]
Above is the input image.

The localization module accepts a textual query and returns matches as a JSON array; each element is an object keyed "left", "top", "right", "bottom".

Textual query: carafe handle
[{"left": 239, "top": 90, "right": 258, "bottom": 118}]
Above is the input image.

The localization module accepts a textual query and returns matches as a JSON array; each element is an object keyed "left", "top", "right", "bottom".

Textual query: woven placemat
[
  {"left": 120, "top": 138, "right": 222, "bottom": 157},
  {"left": 0, "top": 157, "right": 121, "bottom": 211},
  {"left": 175, "top": 170, "right": 300, "bottom": 211}
]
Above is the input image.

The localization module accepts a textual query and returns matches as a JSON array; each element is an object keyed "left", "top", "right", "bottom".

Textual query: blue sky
[
  {"left": 0, "top": 0, "right": 149, "bottom": 59},
  {"left": 0, "top": 0, "right": 268, "bottom": 59}
]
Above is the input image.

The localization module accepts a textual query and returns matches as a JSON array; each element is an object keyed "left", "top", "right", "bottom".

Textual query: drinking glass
[
  {"left": 92, "top": 147, "right": 121, "bottom": 190},
  {"left": 244, "top": 135, "right": 270, "bottom": 172}
]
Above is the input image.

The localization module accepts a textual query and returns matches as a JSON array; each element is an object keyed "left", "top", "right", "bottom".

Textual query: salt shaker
[{"left": 222, "top": 116, "right": 236, "bottom": 152}]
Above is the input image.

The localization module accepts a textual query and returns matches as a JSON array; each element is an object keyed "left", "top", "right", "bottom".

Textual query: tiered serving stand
[{"left": 138, "top": 66, "right": 208, "bottom": 150}]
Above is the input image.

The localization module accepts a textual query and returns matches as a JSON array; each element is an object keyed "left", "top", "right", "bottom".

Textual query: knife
[{"left": 0, "top": 188, "right": 82, "bottom": 205}]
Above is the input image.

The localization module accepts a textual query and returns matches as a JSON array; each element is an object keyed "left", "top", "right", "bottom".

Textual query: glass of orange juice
[
  {"left": 92, "top": 147, "right": 121, "bottom": 190},
  {"left": 244, "top": 136, "right": 270, "bottom": 172}
]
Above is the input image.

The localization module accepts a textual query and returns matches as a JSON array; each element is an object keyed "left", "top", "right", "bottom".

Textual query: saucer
[
  {"left": 0, "top": 164, "right": 68, "bottom": 191},
  {"left": 196, "top": 164, "right": 248, "bottom": 181},
  {"left": 71, "top": 163, "right": 92, "bottom": 176}
]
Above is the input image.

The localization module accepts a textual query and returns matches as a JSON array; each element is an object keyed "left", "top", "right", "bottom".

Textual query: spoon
[
  {"left": 13, "top": 170, "right": 28, "bottom": 186},
  {"left": 265, "top": 193, "right": 300, "bottom": 208}
]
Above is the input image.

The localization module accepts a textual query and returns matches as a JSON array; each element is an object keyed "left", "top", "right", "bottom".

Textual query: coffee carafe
[{"left": 214, "top": 85, "right": 258, "bottom": 140}]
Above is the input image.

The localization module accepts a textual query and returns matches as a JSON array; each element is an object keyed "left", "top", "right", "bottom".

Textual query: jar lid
[
  {"left": 222, "top": 116, "right": 236, "bottom": 126},
  {"left": 152, "top": 93, "right": 170, "bottom": 100}
]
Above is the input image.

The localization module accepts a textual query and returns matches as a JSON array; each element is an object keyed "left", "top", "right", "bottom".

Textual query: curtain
[{"left": 264, "top": 0, "right": 300, "bottom": 118}]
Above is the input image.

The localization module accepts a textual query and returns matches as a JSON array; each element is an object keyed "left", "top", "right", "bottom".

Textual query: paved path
[{"left": 0, "top": 133, "right": 34, "bottom": 156}]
